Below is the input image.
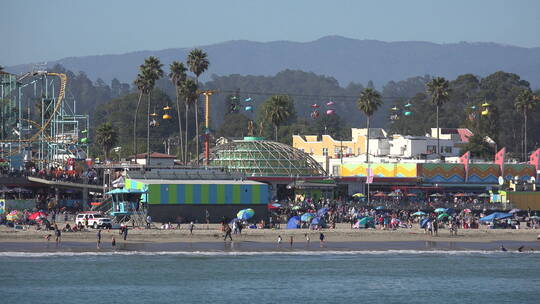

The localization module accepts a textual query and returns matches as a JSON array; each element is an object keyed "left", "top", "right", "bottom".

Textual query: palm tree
[
  {"left": 357, "top": 87, "right": 382, "bottom": 206},
  {"left": 95, "top": 122, "right": 118, "bottom": 160},
  {"left": 179, "top": 78, "right": 198, "bottom": 164},
  {"left": 426, "top": 77, "right": 451, "bottom": 158},
  {"left": 263, "top": 95, "right": 294, "bottom": 141},
  {"left": 187, "top": 49, "right": 209, "bottom": 164},
  {"left": 141, "top": 56, "right": 163, "bottom": 165},
  {"left": 169, "top": 61, "right": 187, "bottom": 162},
  {"left": 356, "top": 88, "right": 382, "bottom": 164},
  {"left": 515, "top": 89, "right": 536, "bottom": 161},
  {"left": 133, "top": 71, "right": 151, "bottom": 161}
]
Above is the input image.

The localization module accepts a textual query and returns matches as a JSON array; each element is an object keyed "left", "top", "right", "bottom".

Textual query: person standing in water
[
  {"left": 111, "top": 236, "right": 116, "bottom": 249},
  {"left": 290, "top": 236, "right": 294, "bottom": 247},
  {"left": 224, "top": 224, "right": 233, "bottom": 241},
  {"left": 54, "top": 225, "right": 61, "bottom": 245},
  {"left": 96, "top": 229, "right": 101, "bottom": 249},
  {"left": 277, "top": 235, "right": 282, "bottom": 246},
  {"left": 305, "top": 233, "right": 310, "bottom": 246},
  {"left": 122, "top": 226, "right": 128, "bottom": 241},
  {"left": 319, "top": 232, "right": 325, "bottom": 247}
]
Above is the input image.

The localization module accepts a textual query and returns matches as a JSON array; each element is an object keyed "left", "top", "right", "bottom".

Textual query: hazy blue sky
[{"left": 2, "top": 0, "right": 539, "bottom": 65}]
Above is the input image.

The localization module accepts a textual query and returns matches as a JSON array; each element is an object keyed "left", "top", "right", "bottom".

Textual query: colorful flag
[
  {"left": 529, "top": 148, "right": 540, "bottom": 174},
  {"left": 459, "top": 151, "right": 470, "bottom": 181},
  {"left": 366, "top": 167, "right": 374, "bottom": 184},
  {"left": 494, "top": 147, "right": 506, "bottom": 177}
]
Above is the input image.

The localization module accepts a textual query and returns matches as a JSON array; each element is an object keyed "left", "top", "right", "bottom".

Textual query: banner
[
  {"left": 529, "top": 148, "right": 540, "bottom": 175},
  {"left": 366, "top": 168, "right": 374, "bottom": 184},
  {"left": 494, "top": 147, "right": 506, "bottom": 177},
  {"left": 459, "top": 151, "right": 470, "bottom": 181}
]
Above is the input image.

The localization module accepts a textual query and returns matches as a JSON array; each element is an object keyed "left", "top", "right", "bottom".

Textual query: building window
[
  {"left": 310, "top": 148, "right": 314, "bottom": 154},
  {"left": 323, "top": 148, "right": 328, "bottom": 156},
  {"left": 332, "top": 165, "right": 340, "bottom": 176},
  {"left": 427, "top": 145, "right": 436, "bottom": 154},
  {"left": 299, "top": 148, "right": 304, "bottom": 152},
  {"left": 347, "top": 147, "right": 352, "bottom": 155},
  {"left": 443, "top": 146, "right": 452, "bottom": 153},
  {"left": 334, "top": 147, "right": 340, "bottom": 154}
]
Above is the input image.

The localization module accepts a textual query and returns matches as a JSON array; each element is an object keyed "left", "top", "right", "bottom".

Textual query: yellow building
[{"left": 293, "top": 128, "right": 387, "bottom": 158}]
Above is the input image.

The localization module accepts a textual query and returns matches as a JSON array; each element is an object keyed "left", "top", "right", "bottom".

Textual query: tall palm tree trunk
[
  {"left": 366, "top": 116, "right": 370, "bottom": 205},
  {"left": 133, "top": 92, "right": 143, "bottom": 162},
  {"left": 146, "top": 93, "right": 151, "bottom": 166},
  {"left": 436, "top": 105, "right": 440, "bottom": 159},
  {"left": 524, "top": 110, "right": 527, "bottom": 161},
  {"left": 185, "top": 103, "right": 189, "bottom": 164},
  {"left": 195, "top": 99, "right": 199, "bottom": 165},
  {"left": 274, "top": 124, "right": 278, "bottom": 141},
  {"left": 175, "top": 86, "right": 184, "bottom": 163}
]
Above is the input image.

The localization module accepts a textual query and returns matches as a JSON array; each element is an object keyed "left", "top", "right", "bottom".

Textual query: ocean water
[{"left": 1, "top": 250, "right": 539, "bottom": 304}]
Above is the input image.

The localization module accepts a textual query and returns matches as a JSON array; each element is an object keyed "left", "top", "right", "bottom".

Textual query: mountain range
[{"left": 6, "top": 35, "right": 540, "bottom": 88}]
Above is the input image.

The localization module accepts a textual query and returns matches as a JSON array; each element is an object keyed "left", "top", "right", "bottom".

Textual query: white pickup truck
[{"left": 75, "top": 212, "right": 113, "bottom": 229}]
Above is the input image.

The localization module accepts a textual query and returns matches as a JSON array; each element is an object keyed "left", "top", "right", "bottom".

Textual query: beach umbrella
[
  {"left": 388, "top": 192, "right": 401, "bottom": 197},
  {"left": 287, "top": 216, "right": 301, "bottom": 229},
  {"left": 352, "top": 193, "right": 365, "bottom": 198},
  {"left": 28, "top": 211, "right": 47, "bottom": 221},
  {"left": 420, "top": 218, "right": 431, "bottom": 228},
  {"left": 6, "top": 210, "right": 22, "bottom": 221},
  {"left": 434, "top": 208, "right": 447, "bottom": 213},
  {"left": 406, "top": 193, "right": 417, "bottom": 197},
  {"left": 412, "top": 211, "right": 426, "bottom": 216},
  {"left": 317, "top": 208, "right": 329, "bottom": 216},
  {"left": 454, "top": 193, "right": 468, "bottom": 197},
  {"left": 292, "top": 206, "right": 301, "bottom": 210},
  {"left": 477, "top": 193, "right": 490, "bottom": 198},
  {"left": 437, "top": 213, "right": 450, "bottom": 220},
  {"left": 479, "top": 212, "right": 513, "bottom": 222},
  {"left": 430, "top": 193, "right": 444, "bottom": 197},
  {"left": 356, "top": 216, "right": 375, "bottom": 228},
  {"left": 301, "top": 213, "right": 315, "bottom": 222},
  {"left": 509, "top": 208, "right": 521, "bottom": 214},
  {"left": 375, "top": 206, "right": 385, "bottom": 210},
  {"left": 237, "top": 208, "right": 255, "bottom": 220},
  {"left": 463, "top": 209, "right": 472, "bottom": 213},
  {"left": 373, "top": 192, "right": 387, "bottom": 197}
]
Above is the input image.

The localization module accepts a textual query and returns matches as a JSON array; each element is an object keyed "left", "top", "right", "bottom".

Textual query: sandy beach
[{"left": 2, "top": 224, "right": 539, "bottom": 252}]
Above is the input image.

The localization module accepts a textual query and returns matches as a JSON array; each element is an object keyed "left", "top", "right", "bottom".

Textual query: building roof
[
  {"left": 129, "top": 152, "right": 176, "bottom": 159},
  {"left": 130, "top": 179, "right": 265, "bottom": 185}
]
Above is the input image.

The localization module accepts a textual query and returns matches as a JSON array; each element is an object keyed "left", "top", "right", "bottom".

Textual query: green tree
[
  {"left": 169, "top": 61, "right": 187, "bottom": 161},
  {"left": 426, "top": 77, "right": 451, "bottom": 158},
  {"left": 95, "top": 122, "right": 118, "bottom": 160},
  {"left": 141, "top": 56, "right": 164, "bottom": 164},
  {"left": 179, "top": 79, "right": 198, "bottom": 163},
  {"left": 514, "top": 89, "right": 537, "bottom": 160},
  {"left": 133, "top": 71, "right": 151, "bottom": 158},
  {"left": 461, "top": 133, "right": 493, "bottom": 159},
  {"left": 187, "top": 49, "right": 210, "bottom": 164},
  {"left": 356, "top": 88, "right": 382, "bottom": 164},
  {"left": 260, "top": 95, "right": 295, "bottom": 141}
]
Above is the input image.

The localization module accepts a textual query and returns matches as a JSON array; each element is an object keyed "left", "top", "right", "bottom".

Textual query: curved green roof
[{"left": 206, "top": 138, "right": 326, "bottom": 177}]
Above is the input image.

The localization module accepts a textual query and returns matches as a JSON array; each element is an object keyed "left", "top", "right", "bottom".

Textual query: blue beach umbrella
[
  {"left": 317, "top": 208, "right": 329, "bottom": 216},
  {"left": 375, "top": 206, "right": 385, "bottom": 210},
  {"left": 301, "top": 213, "right": 315, "bottom": 222},
  {"left": 434, "top": 208, "right": 447, "bottom": 213},
  {"left": 237, "top": 208, "right": 255, "bottom": 220},
  {"left": 412, "top": 211, "right": 426, "bottom": 216}
]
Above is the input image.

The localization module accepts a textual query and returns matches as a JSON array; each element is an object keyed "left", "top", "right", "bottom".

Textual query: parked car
[{"left": 75, "top": 212, "right": 112, "bottom": 229}]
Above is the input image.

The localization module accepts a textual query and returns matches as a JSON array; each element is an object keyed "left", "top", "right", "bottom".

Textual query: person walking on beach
[
  {"left": 290, "top": 236, "right": 294, "bottom": 247},
  {"left": 146, "top": 215, "right": 152, "bottom": 229},
  {"left": 305, "top": 233, "right": 310, "bottom": 246},
  {"left": 433, "top": 220, "right": 439, "bottom": 236},
  {"left": 111, "top": 236, "right": 116, "bottom": 249},
  {"left": 277, "top": 235, "right": 282, "bottom": 245},
  {"left": 319, "top": 232, "right": 325, "bottom": 247},
  {"left": 122, "top": 226, "right": 128, "bottom": 241},
  {"left": 189, "top": 221, "right": 195, "bottom": 235},
  {"left": 54, "top": 225, "right": 61, "bottom": 245},
  {"left": 96, "top": 229, "right": 102, "bottom": 249},
  {"left": 224, "top": 224, "right": 233, "bottom": 241}
]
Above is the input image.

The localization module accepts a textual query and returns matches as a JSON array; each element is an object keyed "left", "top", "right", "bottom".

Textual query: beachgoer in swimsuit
[
  {"left": 319, "top": 232, "right": 325, "bottom": 247},
  {"left": 277, "top": 235, "right": 282, "bottom": 245},
  {"left": 224, "top": 224, "right": 233, "bottom": 241},
  {"left": 111, "top": 236, "right": 116, "bottom": 249}
]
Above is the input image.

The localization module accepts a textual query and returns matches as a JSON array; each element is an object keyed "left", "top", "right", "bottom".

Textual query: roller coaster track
[{"left": 0, "top": 73, "right": 67, "bottom": 144}]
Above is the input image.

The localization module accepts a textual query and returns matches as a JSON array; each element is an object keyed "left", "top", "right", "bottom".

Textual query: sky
[{"left": 1, "top": 0, "right": 539, "bottom": 66}]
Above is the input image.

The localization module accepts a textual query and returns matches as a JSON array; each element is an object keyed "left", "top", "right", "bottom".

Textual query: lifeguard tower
[{"left": 105, "top": 188, "right": 147, "bottom": 226}]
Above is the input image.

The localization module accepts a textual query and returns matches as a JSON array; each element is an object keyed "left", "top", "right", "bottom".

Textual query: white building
[{"left": 389, "top": 135, "right": 459, "bottom": 159}]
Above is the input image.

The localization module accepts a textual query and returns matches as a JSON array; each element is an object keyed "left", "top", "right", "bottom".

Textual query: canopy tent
[
  {"left": 287, "top": 216, "right": 301, "bottom": 229},
  {"left": 479, "top": 212, "right": 513, "bottom": 222},
  {"left": 311, "top": 217, "right": 327, "bottom": 228},
  {"left": 354, "top": 216, "right": 375, "bottom": 228}
]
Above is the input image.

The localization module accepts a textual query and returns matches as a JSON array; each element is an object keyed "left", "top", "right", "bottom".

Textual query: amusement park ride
[{"left": 0, "top": 66, "right": 89, "bottom": 169}]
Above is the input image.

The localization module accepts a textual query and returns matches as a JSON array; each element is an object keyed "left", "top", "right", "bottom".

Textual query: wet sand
[{"left": 1, "top": 224, "right": 539, "bottom": 252}]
